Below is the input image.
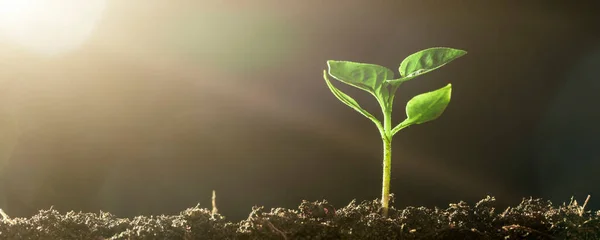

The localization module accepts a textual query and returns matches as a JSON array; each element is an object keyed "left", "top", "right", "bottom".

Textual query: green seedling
[{"left": 322, "top": 47, "right": 467, "bottom": 217}]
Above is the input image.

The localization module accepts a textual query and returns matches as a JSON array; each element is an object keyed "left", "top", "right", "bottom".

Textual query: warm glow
[{"left": 0, "top": 0, "right": 106, "bottom": 56}]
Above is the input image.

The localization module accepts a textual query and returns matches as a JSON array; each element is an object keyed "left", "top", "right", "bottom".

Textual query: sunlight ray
[{"left": 0, "top": 0, "right": 106, "bottom": 56}]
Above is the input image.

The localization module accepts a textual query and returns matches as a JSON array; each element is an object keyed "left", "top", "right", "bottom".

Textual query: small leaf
[
  {"left": 323, "top": 70, "right": 383, "bottom": 129},
  {"left": 387, "top": 47, "right": 466, "bottom": 84},
  {"left": 403, "top": 83, "right": 452, "bottom": 126},
  {"left": 327, "top": 61, "right": 396, "bottom": 104}
]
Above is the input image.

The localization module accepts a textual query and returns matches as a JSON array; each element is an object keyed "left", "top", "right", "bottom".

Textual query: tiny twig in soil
[
  {"left": 0, "top": 208, "right": 13, "bottom": 224},
  {"left": 501, "top": 206, "right": 511, "bottom": 218},
  {"left": 211, "top": 190, "right": 218, "bottom": 219},
  {"left": 264, "top": 219, "right": 288, "bottom": 240},
  {"left": 580, "top": 195, "right": 590, "bottom": 217}
]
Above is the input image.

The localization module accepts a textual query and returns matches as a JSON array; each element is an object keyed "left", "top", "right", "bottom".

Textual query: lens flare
[{"left": 0, "top": 0, "right": 106, "bottom": 56}]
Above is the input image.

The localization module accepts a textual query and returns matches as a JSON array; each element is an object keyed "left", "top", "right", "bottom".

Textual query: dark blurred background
[{"left": 0, "top": 0, "right": 599, "bottom": 221}]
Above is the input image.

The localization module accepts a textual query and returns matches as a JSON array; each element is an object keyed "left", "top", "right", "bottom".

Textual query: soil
[{"left": 0, "top": 195, "right": 598, "bottom": 239}]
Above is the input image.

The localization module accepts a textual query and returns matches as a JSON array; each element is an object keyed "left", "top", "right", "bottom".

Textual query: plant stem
[{"left": 381, "top": 109, "right": 393, "bottom": 217}]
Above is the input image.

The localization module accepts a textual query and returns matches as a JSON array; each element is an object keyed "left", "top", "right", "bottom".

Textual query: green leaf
[
  {"left": 323, "top": 70, "right": 383, "bottom": 129},
  {"left": 387, "top": 47, "right": 466, "bottom": 84},
  {"left": 326, "top": 61, "right": 396, "bottom": 105},
  {"left": 395, "top": 83, "right": 452, "bottom": 133}
]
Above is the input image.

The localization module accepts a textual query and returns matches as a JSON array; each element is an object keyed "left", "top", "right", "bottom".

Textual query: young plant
[{"left": 322, "top": 47, "right": 467, "bottom": 217}]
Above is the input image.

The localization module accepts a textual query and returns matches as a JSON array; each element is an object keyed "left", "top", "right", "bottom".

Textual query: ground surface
[{"left": 0, "top": 195, "right": 598, "bottom": 239}]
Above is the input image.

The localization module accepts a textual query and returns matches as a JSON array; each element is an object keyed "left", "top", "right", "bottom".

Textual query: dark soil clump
[{"left": 0, "top": 195, "right": 598, "bottom": 239}]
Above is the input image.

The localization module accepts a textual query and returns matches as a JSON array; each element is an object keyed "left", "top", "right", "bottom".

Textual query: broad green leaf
[
  {"left": 327, "top": 61, "right": 396, "bottom": 105},
  {"left": 387, "top": 47, "right": 466, "bottom": 84},
  {"left": 323, "top": 70, "right": 383, "bottom": 129},
  {"left": 400, "top": 83, "right": 452, "bottom": 127}
]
